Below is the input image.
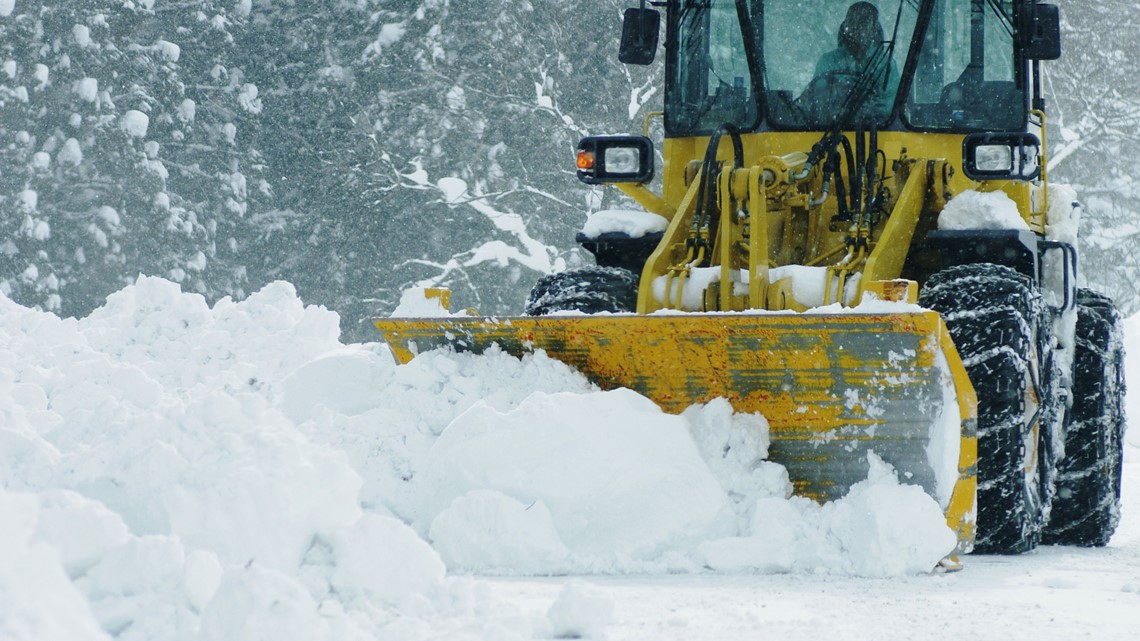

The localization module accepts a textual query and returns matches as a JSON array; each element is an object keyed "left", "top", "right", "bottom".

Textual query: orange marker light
[{"left": 577, "top": 150, "right": 595, "bottom": 170}]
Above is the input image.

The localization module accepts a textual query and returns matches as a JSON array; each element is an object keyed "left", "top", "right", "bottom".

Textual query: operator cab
[{"left": 660, "top": 0, "right": 1050, "bottom": 136}]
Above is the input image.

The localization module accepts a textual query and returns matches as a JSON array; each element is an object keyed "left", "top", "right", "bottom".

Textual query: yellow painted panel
[{"left": 376, "top": 311, "right": 977, "bottom": 550}]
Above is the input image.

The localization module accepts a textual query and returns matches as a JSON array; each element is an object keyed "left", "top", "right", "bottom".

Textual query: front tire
[
  {"left": 525, "top": 266, "right": 639, "bottom": 316},
  {"left": 1042, "top": 289, "right": 1126, "bottom": 546},
  {"left": 920, "top": 263, "right": 1048, "bottom": 554}
]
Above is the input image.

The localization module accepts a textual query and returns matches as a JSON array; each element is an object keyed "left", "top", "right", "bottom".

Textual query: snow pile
[
  {"left": 1, "top": 277, "right": 979, "bottom": 639},
  {"left": 938, "top": 189, "right": 1029, "bottom": 231},
  {"left": 699, "top": 454, "right": 957, "bottom": 577}
]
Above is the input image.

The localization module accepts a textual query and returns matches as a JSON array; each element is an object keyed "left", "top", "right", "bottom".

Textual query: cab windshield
[{"left": 665, "top": 0, "right": 1025, "bottom": 135}]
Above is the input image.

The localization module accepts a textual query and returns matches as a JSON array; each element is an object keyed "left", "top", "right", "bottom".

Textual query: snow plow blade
[{"left": 375, "top": 312, "right": 978, "bottom": 552}]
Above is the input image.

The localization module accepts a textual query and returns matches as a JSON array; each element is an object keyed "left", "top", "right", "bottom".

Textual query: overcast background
[{"left": 0, "top": 0, "right": 1133, "bottom": 340}]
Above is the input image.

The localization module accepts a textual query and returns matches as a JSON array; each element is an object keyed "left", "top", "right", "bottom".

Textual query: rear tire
[
  {"left": 525, "top": 266, "right": 639, "bottom": 316},
  {"left": 920, "top": 263, "right": 1048, "bottom": 554},
  {"left": 1042, "top": 289, "right": 1126, "bottom": 546}
]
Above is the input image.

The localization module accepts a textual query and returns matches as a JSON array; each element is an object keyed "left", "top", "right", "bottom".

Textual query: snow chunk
[
  {"left": 0, "top": 490, "right": 110, "bottom": 641},
  {"left": 24, "top": 218, "right": 49, "bottom": 241},
  {"left": 445, "top": 85, "right": 466, "bottom": 111},
  {"left": 547, "top": 580, "right": 614, "bottom": 640},
  {"left": 237, "top": 83, "right": 261, "bottom": 114},
  {"left": 73, "top": 24, "right": 92, "bottom": 48},
  {"left": 938, "top": 190, "right": 1028, "bottom": 231},
  {"left": 429, "top": 490, "right": 570, "bottom": 573},
  {"left": 57, "top": 138, "right": 82, "bottom": 165},
  {"left": 73, "top": 78, "right": 96, "bottom": 102},
  {"left": 327, "top": 514, "right": 445, "bottom": 604},
  {"left": 155, "top": 40, "right": 180, "bottom": 62},
  {"left": 31, "top": 151, "right": 50, "bottom": 169},
  {"left": 0, "top": 0, "right": 14, "bottom": 18},
  {"left": 376, "top": 22, "right": 406, "bottom": 47},
  {"left": 197, "top": 566, "right": 330, "bottom": 641},
  {"left": 96, "top": 206, "right": 120, "bottom": 228},
  {"left": 186, "top": 251, "right": 206, "bottom": 271},
  {"left": 280, "top": 345, "right": 393, "bottom": 422},
  {"left": 420, "top": 389, "right": 728, "bottom": 563},
  {"left": 120, "top": 110, "right": 149, "bottom": 138},
  {"left": 365, "top": 22, "right": 407, "bottom": 58},
  {"left": 177, "top": 98, "right": 196, "bottom": 122},
  {"left": 580, "top": 209, "right": 669, "bottom": 240},
  {"left": 17, "top": 189, "right": 37, "bottom": 212}
]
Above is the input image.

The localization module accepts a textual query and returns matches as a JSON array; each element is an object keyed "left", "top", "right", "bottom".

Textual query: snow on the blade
[
  {"left": 390, "top": 286, "right": 453, "bottom": 317},
  {"left": 0, "top": 277, "right": 993, "bottom": 639},
  {"left": 768, "top": 264, "right": 862, "bottom": 307},
  {"left": 938, "top": 189, "right": 1029, "bottom": 231}
]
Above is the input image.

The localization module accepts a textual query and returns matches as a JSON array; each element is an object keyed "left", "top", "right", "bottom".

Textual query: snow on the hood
[
  {"left": 1, "top": 276, "right": 1047, "bottom": 639},
  {"left": 579, "top": 209, "right": 669, "bottom": 240},
  {"left": 938, "top": 189, "right": 1029, "bottom": 231}
]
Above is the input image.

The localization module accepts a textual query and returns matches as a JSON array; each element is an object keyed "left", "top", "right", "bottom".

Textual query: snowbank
[{"left": 3, "top": 275, "right": 1069, "bottom": 640}]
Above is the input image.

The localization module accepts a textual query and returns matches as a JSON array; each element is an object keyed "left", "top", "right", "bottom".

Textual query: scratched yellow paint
[{"left": 376, "top": 311, "right": 978, "bottom": 552}]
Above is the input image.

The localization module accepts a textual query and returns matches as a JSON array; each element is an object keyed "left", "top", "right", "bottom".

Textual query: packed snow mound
[{"left": 1, "top": 277, "right": 985, "bottom": 640}]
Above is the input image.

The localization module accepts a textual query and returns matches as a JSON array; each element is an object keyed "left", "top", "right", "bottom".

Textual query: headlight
[
  {"left": 963, "top": 132, "right": 1041, "bottom": 182},
  {"left": 576, "top": 135, "right": 655, "bottom": 185}
]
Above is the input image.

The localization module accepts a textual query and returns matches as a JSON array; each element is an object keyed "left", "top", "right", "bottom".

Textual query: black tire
[
  {"left": 525, "top": 266, "right": 639, "bottom": 316},
  {"left": 920, "top": 263, "right": 1047, "bottom": 554},
  {"left": 1042, "top": 289, "right": 1126, "bottom": 546}
]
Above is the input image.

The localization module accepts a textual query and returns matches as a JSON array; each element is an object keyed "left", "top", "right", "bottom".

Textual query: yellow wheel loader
[{"left": 377, "top": 0, "right": 1127, "bottom": 554}]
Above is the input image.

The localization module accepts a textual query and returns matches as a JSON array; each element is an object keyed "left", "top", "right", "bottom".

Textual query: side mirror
[
  {"left": 1025, "top": 4, "right": 1061, "bottom": 61},
  {"left": 962, "top": 132, "right": 1041, "bottom": 182},
  {"left": 619, "top": 8, "right": 660, "bottom": 65},
  {"left": 577, "top": 135, "right": 655, "bottom": 185}
]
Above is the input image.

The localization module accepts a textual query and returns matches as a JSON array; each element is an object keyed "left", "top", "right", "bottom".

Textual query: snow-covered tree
[
  {"left": 1047, "top": 0, "right": 1140, "bottom": 313},
  {"left": 0, "top": 0, "right": 268, "bottom": 314}
]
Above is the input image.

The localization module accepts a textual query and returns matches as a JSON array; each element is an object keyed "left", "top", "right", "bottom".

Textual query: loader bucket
[{"left": 375, "top": 311, "right": 978, "bottom": 552}]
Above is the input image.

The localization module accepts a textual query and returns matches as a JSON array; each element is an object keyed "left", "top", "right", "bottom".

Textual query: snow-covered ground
[{"left": 2, "top": 277, "right": 1137, "bottom": 640}]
